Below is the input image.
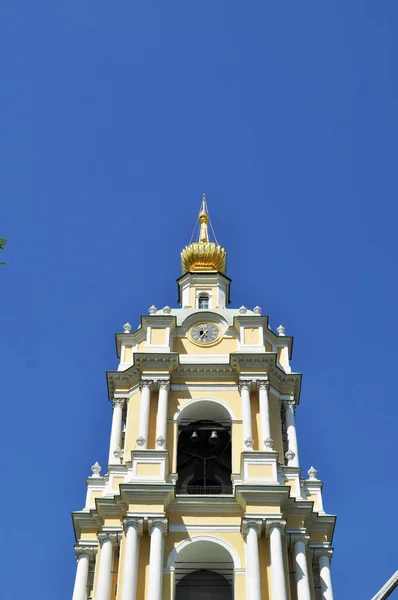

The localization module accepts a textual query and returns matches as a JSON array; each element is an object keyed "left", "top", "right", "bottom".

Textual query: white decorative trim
[
  {"left": 168, "top": 524, "right": 241, "bottom": 533},
  {"left": 166, "top": 534, "right": 241, "bottom": 570},
  {"left": 172, "top": 397, "right": 236, "bottom": 421},
  {"left": 171, "top": 383, "right": 238, "bottom": 391}
]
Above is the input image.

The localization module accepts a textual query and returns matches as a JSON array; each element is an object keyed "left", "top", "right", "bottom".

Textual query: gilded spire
[
  {"left": 181, "top": 194, "right": 227, "bottom": 274},
  {"left": 199, "top": 194, "right": 209, "bottom": 243}
]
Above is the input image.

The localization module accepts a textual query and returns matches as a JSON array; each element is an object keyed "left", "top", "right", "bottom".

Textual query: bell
[
  {"left": 190, "top": 431, "right": 199, "bottom": 442},
  {"left": 209, "top": 430, "right": 219, "bottom": 445}
]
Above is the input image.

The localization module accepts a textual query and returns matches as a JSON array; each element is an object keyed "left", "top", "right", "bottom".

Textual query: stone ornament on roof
[{"left": 91, "top": 461, "right": 101, "bottom": 477}]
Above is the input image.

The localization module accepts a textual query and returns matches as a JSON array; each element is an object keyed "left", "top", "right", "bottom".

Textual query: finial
[
  {"left": 277, "top": 324, "right": 286, "bottom": 336},
  {"left": 308, "top": 466, "right": 318, "bottom": 480},
  {"left": 253, "top": 306, "right": 262, "bottom": 315},
  {"left": 239, "top": 305, "right": 247, "bottom": 314},
  {"left": 149, "top": 305, "right": 157, "bottom": 315},
  {"left": 198, "top": 193, "right": 209, "bottom": 243},
  {"left": 123, "top": 322, "right": 131, "bottom": 333},
  {"left": 162, "top": 306, "right": 171, "bottom": 314},
  {"left": 91, "top": 461, "right": 101, "bottom": 477}
]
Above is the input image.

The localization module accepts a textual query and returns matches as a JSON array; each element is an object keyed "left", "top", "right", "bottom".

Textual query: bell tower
[{"left": 71, "top": 195, "right": 336, "bottom": 600}]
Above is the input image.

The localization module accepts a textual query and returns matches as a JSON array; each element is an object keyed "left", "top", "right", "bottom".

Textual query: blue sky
[{"left": 1, "top": 1, "right": 397, "bottom": 598}]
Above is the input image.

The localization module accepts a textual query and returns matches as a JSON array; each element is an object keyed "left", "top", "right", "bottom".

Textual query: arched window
[
  {"left": 198, "top": 294, "right": 209, "bottom": 309},
  {"left": 177, "top": 418, "right": 232, "bottom": 495}
]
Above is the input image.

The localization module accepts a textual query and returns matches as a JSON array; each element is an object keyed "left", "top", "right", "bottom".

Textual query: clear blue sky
[{"left": 1, "top": 2, "right": 397, "bottom": 598}]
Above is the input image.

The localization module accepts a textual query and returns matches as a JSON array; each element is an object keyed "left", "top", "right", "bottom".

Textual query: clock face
[{"left": 189, "top": 323, "right": 221, "bottom": 346}]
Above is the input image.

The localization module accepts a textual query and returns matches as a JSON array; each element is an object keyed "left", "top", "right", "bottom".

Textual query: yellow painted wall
[
  {"left": 244, "top": 327, "right": 260, "bottom": 345},
  {"left": 125, "top": 393, "right": 140, "bottom": 456},
  {"left": 269, "top": 393, "right": 284, "bottom": 461},
  {"left": 173, "top": 336, "right": 237, "bottom": 354},
  {"left": 264, "top": 339, "right": 273, "bottom": 352},
  {"left": 251, "top": 391, "right": 260, "bottom": 450},
  {"left": 124, "top": 345, "right": 133, "bottom": 362},
  {"left": 147, "top": 391, "right": 157, "bottom": 449},
  {"left": 136, "top": 535, "right": 150, "bottom": 600},
  {"left": 136, "top": 463, "right": 161, "bottom": 478},
  {"left": 150, "top": 327, "right": 166, "bottom": 345},
  {"left": 259, "top": 535, "right": 271, "bottom": 599},
  {"left": 247, "top": 463, "right": 273, "bottom": 479}
]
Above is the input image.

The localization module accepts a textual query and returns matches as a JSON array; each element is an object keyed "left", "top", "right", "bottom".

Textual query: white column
[
  {"left": 319, "top": 552, "right": 334, "bottom": 600},
  {"left": 242, "top": 519, "right": 262, "bottom": 600},
  {"left": 108, "top": 398, "right": 125, "bottom": 464},
  {"left": 155, "top": 379, "right": 170, "bottom": 449},
  {"left": 266, "top": 520, "right": 288, "bottom": 600},
  {"left": 257, "top": 379, "right": 274, "bottom": 450},
  {"left": 292, "top": 536, "right": 311, "bottom": 600},
  {"left": 72, "top": 547, "right": 95, "bottom": 600},
  {"left": 96, "top": 533, "right": 117, "bottom": 600},
  {"left": 239, "top": 380, "right": 254, "bottom": 450},
  {"left": 122, "top": 518, "right": 143, "bottom": 600},
  {"left": 136, "top": 380, "right": 153, "bottom": 449},
  {"left": 147, "top": 518, "right": 168, "bottom": 600},
  {"left": 284, "top": 400, "right": 299, "bottom": 467}
]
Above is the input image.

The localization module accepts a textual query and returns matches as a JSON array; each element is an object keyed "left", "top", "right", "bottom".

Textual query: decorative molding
[
  {"left": 158, "top": 379, "right": 170, "bottom": 391},
  {"left": 266, "top": 519, "right": 286, "bottom": 535},
  {"left": 308, "top": 466, "right": 318, "bottom": 480},
  {"left": 123, "top": 517, "right": 144, "bottom": 536},
  {"left": 139, "top": 379, "right": 153, "bottom": 391},
  {"left": 166, "top": 534, "right": 242, "bottom": 570},
  {"left": 238, "top": 380, "right": 251, "bottom": 393},
  {"left": 136, "top": 436, "right": 146, "bottom": 447},
  {"left": 291, "top": 533, "right": 310, "bottom": 546},
  {"left": 148, "top": 518, "right": 168, "bottom": 536},
  {"left": 112, "top": 398, "right": 125, "bottom": 409},
  {"left": 91, "top": 462, "right": 101, "bottom": 477},
  {"left": 285, "top": 449, "right": 296, "bottom": 462},
  {"left": 264, "top": 437, "right": 275, "bottom": 450},
  {"left": 257, "top": 378, "right": 270, "bottom": 392},
  {"left": 277, "top": 324, "right": 286, "bottom": 336},
  {"left": 75, "top": 545, "right": 97, "bottom": 560},
  {"left": 98, "top": 532, "right": 118, "bottom": 547},
  {"left": 156, "top": 435, "right": 166, "bottom": 448},
  {"left": 244, "top": 437, "right": 254, "bottom": 450},
  {"left": 241, "top": 518, "right": 262, "bottom": 536},
  {"left": 113, "top": 447, "right": 124, "bottom": 461}
]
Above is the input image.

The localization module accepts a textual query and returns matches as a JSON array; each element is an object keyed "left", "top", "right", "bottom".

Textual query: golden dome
[{"left": 181, "top": 195, "right": 227, "bottom": 274}]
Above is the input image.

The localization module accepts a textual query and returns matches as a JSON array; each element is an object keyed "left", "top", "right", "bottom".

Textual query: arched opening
[
  {"left": 172, "top": 538, "right": 235, "bottom": 600},
  {"left": 176, "top": 401, "right": 232, "bottom": 495},
  {"left": 176, "top": 570, "right": 232, "bottom": 600}
]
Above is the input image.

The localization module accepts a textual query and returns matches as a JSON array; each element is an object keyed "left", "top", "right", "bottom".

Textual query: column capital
[
  {"left": 266, "top": 519, "right": 286, "bottom": 536},
  {"left": 123, "top": 517, "right": 144, "bottom": 536},
  {"left": 256, "top": 378, "right": 270, "bottom": 391},
  {"left": 148, "top": 517, "right": 168, "bottom": 536},
  {"left": 238, "top": 379, "right": 251, "bottom": 392},
  {"left": 139, "top": 379, "right": 154, "bottom": 391},
  {"left": 284, "top": 398, "right": 296, "bottom": 410},
  {"left": 241, "top": 518, "right": 262, "bottom": 536},
  {"left": 98, "top": 532, "right": 119, "bottom": 547},
  {"left": 74, "top": 545, "right": 97, "bottom": 560},
  {"left": 158, "top": 378, "right": 170, "bottom": 391},
  {"left": 290, "top": 533, "right": 310, "bottom": 547},
  {"left": 313, "top": 546, "right": 334, "bottom": 560},
  {"left": 112, "top": 397, "right": 126, "bottom": 409}
]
